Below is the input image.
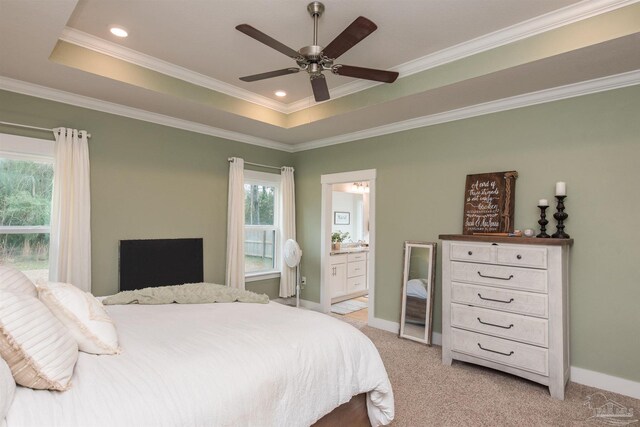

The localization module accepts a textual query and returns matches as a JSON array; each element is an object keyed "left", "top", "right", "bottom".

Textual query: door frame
[{"left": 320, "top": 169, "right": 376, "bottom": 324}]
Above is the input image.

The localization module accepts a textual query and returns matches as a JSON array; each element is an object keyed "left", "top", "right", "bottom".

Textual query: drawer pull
[
  {"left": 477, "top": 293, "right": 514, "bottom": 304},
  {"left": 477, "top": 317, "right": 514, "bottom": 329},
  {"left": 477, "top": 343, "right": 514, "bottom": 357},
  {"left": 516, "top": 254, "right": 522, "bottom": 260},
  {"left": 468, "top": 251, "right": 473, "bottom": 256},
  {"left": 477, "top": 271, "right": 514, "bottom": 281}
]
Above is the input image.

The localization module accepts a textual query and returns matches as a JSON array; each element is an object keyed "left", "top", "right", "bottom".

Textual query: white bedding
[
  {"left": 7, "top": 301, "right": 394, "bottom": 426},
  {"left": 406, "top": 278, "right": 428, "bottom": 299}
]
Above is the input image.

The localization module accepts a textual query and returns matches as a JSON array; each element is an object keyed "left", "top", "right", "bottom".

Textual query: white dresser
[{"left": 440, "top": 235, "right": 572, "bottom": 399}]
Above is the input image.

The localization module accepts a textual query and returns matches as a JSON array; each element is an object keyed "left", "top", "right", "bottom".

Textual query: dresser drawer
[
  {"left": 347, "top": 252, "right": 367, "bottom": 262},
  {"left": 451, "top": 328, "right": 549, "bottom": 376},
  {"left": 451, "top": 282, "right": 548, "bottom": 318},
  {"left": 497, "top": 246, "right": 547, "bottom": 269},
  {"left": 451, "top": 304, "right": 548, "bottom": 347},
  {"left": 451, "top": 262, "right": 548, "bottom": 293},
  {"left": 329, "top": 254, "right": 347, "bottom": 265},
  {"left": 347, "top": 276, "right": 367, "bottom": 293},
  {"left": 451, "top": 243, "right": 496, "bottom": 264},
  {"left": 347, "top": 261, "right": 366, "bottom": 278}
]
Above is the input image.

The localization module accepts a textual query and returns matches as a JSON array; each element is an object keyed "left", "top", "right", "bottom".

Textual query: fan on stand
[{"left": 283, "top": 239, "right": 303, "bottom": 308}]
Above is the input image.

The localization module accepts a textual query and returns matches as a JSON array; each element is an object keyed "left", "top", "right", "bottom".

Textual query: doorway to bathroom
[{"left": 320, "top": 169, "right": 376, "bottom": 325}]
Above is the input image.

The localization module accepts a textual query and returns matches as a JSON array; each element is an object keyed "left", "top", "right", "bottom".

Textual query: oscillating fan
[{"left": 283, "top": 239, "right": 303, "bottom": 308}]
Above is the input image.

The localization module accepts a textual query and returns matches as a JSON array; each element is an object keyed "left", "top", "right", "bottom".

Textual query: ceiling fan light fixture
[
  {"left": 275, "top": 91, "right": 287, "bottom": 97},
  {"left": 109, "top": 26, "right": 128, "bottom": 38},
  {"left": 236, "top": 2, "right": 399, "bottom": 102}
]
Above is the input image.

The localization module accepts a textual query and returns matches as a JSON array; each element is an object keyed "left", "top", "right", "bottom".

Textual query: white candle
[
  {"left": 538, "top": 199, "right": 548, "bottom": 207},
  {"left": 555, "top": 182, "right": 566, "bottom": 196}
]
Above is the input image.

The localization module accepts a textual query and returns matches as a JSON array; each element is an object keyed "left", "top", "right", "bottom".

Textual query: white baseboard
[
  {"left": 299, "top": 299, "right": 323, "bottom": 311},
  {"left": 368, "top": 317, "right": 399, "bottom": 334},
  {"left": 365, "top": 319, "right": 639, "bottom": 399},
  {"left": 570, "top": 366, "right": 640, "bottom": 400}
]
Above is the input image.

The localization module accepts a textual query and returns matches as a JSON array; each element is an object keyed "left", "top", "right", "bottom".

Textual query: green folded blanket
[{"left": 102, "top": 282, "right": 269, "bottom": 305}]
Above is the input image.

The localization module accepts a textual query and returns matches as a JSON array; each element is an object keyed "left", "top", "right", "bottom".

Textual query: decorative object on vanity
[
  {"left": 331, "top": 231, "right": 349, "bottom": 251},
  {"left": 552, "top": 182, "right": 570, "bottom": 238},
  {"left": 463, "top": 171, "right": 518, "bottom": 235},
  {"left": 334, "top": 211, "right": 350, "bottom": 225},
  {"left": 537, "top": 199, "right": 550, "bottom": 238},
  {"left": 439, "top": 234, "right": 573, "bottom": 399},
  {"left": 399, "top": 241, "right": 437, "bottom": 345},
  {"left": 523, "top": 229, "right": 535, "bottom": 237}
]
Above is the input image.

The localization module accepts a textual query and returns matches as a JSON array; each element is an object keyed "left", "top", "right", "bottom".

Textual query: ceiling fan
[{"left": 236, "top": 1, "right": 399, "bottom": 102}]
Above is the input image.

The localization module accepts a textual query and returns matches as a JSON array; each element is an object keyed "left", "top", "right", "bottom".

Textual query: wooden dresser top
[{"left": 439, "top": 234, "right": 574, "bottom": 246}]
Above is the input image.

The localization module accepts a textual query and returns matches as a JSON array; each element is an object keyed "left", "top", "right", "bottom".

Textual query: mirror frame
[{"left": 399, "top": 241, "right": 437, "bottom": 345}]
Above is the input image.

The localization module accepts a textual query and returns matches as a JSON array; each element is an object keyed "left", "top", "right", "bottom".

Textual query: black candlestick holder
[
  {"left": 536, "top": 205, "right": 550, "bottom": 238},
  {"left": 552, "top": 196, "right": 570, "bottom": 238}
]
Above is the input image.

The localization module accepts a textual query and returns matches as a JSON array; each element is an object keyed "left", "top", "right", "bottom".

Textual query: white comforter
[{"left": 7, "top": 302, "right": 394, "bottom": 426}]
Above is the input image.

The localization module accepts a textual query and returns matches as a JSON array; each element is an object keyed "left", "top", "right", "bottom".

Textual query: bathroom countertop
[{"left": 330, "top": 247, "right": 369, "bottom": 255}]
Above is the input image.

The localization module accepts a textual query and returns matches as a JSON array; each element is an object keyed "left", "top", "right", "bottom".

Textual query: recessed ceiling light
[
  {"left": 109, "top": 26, "right": 128, "bottom": 38},
  {"left": 275, "top": 91, "right": 287, "bottom": 97}
]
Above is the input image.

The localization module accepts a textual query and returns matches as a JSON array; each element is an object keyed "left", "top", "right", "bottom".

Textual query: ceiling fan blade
[
  {"left": 322, "top": 16, "right": 377, "bottom": 60},
  {"left": 333, "top": 65, "right": 399, "bottom": 83},
  {"left": 310, "top": 75, "right": 330, "bottom": 102},
  {"left": 239, "top": 68, "right": 300, "bottom": 82},
  {"left": 236, "top": 24, "right": 301, "bottom": 59}
]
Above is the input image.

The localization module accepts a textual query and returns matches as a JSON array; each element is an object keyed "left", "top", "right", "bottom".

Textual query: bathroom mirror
[{"left": 399, "top": 241, "right": 437, "bottom": 345}]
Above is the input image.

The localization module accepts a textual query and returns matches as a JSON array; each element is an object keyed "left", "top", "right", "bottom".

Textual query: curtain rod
[
  {"left": 0, "top": 121, "right": 92, "bottom": 138},
  {"left": 228, "top": 157, "right": 293, "bottom": 171}
]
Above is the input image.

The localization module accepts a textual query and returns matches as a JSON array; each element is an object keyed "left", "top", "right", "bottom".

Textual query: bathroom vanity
[{"left": 329, "top": 249, "right": 369, "bottom": 303}]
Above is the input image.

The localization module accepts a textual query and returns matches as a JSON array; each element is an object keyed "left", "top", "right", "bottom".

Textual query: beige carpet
[{"left": 334, "top": 315, "right": 640, "bottom": 426}]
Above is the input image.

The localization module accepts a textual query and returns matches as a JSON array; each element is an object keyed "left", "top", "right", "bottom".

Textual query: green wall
[
  {"left": 0, "top": 90, "right": 291, "bottom": 298},
  {"left": 2, "top": 84, "right": 639, "bottom": 383},
  {"left": 293, "top": 85, "right": 640, "bottom": 382}
]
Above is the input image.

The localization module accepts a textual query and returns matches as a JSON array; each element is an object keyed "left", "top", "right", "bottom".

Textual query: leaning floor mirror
[{"left": 399, "top": 241, "right": 437, "bottom": 345}]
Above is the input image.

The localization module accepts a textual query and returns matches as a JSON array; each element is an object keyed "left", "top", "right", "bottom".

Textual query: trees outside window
[
  {"left": 0, "top": 157, "right": 54, "bottom": 283},
  {"left": 243, "top": 170, "right": 280, "bottom": 276}
]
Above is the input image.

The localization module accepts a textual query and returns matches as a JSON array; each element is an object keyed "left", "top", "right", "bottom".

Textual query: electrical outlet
[{"left": 301, "top": 276, "right": 307, "bottom": 286}]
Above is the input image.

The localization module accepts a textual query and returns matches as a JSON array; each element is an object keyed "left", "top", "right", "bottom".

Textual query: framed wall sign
[
  {"left": 334, "top": 211, "right": 350, "bottom": 225},
  {"left": 462, "top": 171, "right": 518, "bottom": 235}
]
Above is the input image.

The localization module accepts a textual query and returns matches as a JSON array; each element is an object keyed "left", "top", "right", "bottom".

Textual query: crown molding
[
  {"left": 0, "top": 76, "right": 292, "bottom": 152},
  {"left": 59, "top": 0, "right": 636, "bottom": 115},
  {"left": 59, "top": 28, "right": 291, "bottom": 114},
  {"left": 284, "top": 0, "right": 638, "bottom": 113},
  {"left": 2, "top": 71, "right": 638, "bottom": 155},
  {"left": 290, "top": 70, "right": 640, "bottom": 152}
]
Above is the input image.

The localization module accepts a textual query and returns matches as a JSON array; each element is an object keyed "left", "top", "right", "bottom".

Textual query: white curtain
[
  {"left": 49, "top": 128, "right": 91, "bottom": 291},
  {"left": 226, "top": 158, "right": 245, "bottom": 290},
  {"left": 279, "top": 167, "right": 296, "bottom": 298}
]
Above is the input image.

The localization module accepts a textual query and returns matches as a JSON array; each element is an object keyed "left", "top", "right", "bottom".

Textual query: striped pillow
[
  {"left": 0, "top": 266, "right": 36, "bottom": 297},
  {"left": 0, "top": 291, "right": 78, "bottom": 391},
  {"left": 39, "top": 282, "right": 120, "bottom": 355}
]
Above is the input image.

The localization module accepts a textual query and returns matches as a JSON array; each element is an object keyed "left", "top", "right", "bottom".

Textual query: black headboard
[{"left": 119, "top": 238, "right": 203, "bottom": 291}]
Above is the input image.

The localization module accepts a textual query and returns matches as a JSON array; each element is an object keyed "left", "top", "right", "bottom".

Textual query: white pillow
[
  {"left": 0, "top": 265, "right": 36, "bottom": 297},
  {"left": 0, "top": 290, "right": 78, "bottom": 391},
  {"left": 0, "top": 357, "right": 15, "bottom": 426},
  {"left": 38, "top": 282, "right": 120, "bottom": 355}
]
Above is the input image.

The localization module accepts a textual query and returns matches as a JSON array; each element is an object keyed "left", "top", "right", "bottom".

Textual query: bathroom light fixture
[
  {"left": 275, "top": 90, "right": 287, "bottom": 97},
  {"left": 351, "top": 182, "right": 368, "bottom": 193},
  {"left": 110, "top": 26, "right": 128, "bottom": 38}
]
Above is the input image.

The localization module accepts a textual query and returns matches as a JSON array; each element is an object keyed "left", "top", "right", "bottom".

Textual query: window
[
  {"left": 244, "top": 170, "right": 280, "bottom": 279},
  {"left": 0, "top": 134, "right": 54, "bottom": 284}
]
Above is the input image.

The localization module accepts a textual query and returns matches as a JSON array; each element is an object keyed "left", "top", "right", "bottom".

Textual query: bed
[
  {"left": 5, "top": 300, "right": 394, "bottom": 426},
  {"left": 404, "top": 278, "right": 428, "bottom": 325}
]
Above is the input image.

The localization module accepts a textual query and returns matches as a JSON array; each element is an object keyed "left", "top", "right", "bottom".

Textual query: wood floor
[{"left": 341, "top": 296, "right": 368, "bottom": 322}]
